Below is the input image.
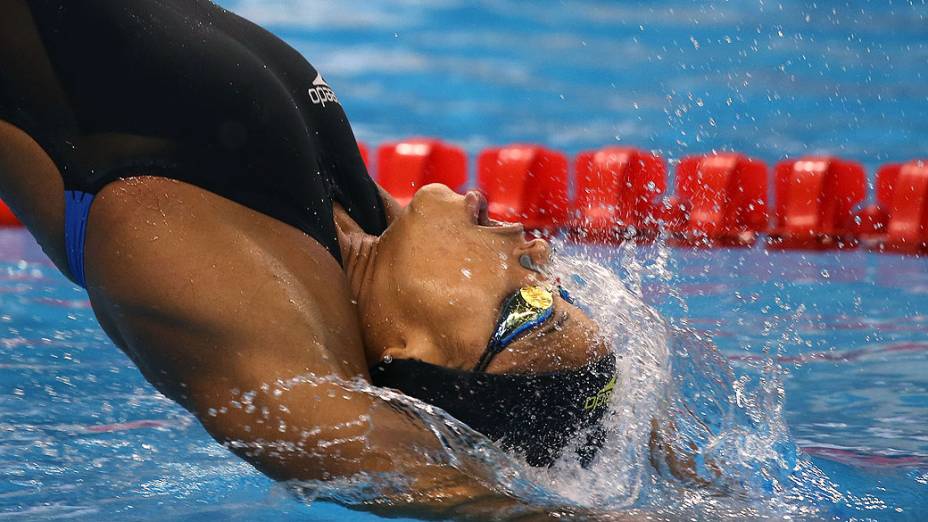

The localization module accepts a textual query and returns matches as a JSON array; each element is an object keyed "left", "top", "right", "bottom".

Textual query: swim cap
[{"left": 370, "top": 353, "right": 616, "bottom": 467}]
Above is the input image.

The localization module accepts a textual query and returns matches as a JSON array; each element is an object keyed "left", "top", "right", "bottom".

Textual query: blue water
[
  {"left": 238, "top": 0, "right": 928, "bottom": 171},
  {"left": 2, "top": 0, "right": 927, "bottom": 519}
]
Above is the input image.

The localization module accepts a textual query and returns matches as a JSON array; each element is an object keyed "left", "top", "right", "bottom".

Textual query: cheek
[
  {"left": 414, "top": 229, "right": 511, "bottom": 282},
  {"left": 421, "top": 291, "right": 499, "bottom": 367}
]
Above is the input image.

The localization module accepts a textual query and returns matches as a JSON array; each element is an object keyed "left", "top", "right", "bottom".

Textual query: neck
[
  {"left": 340, "top": 231, "right": 379, "bottom": 309},
  {"left": 333, "top": 203, "right": 380, "bottom": 309}
]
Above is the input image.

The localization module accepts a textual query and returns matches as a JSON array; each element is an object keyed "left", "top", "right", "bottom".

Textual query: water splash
[
  {"left": 208, "top": 239, "right": 853, "bottom": 518},
  {"left": 3, "top": 234, "right": 918, "bottom": 518}
]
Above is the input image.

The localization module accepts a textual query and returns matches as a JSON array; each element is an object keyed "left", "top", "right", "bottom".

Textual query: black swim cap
[{"left": 370, "top": 353, "right": 616, "bottom": 467}]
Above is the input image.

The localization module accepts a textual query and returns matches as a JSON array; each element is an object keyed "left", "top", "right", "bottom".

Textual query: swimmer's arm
[{"left": 188, "top": 352, "right": 545, "bottom": 519}]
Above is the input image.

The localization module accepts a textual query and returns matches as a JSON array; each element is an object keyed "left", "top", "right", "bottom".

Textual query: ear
[{"left": 512, "top": 238, "right": 550, "bottom": 269}]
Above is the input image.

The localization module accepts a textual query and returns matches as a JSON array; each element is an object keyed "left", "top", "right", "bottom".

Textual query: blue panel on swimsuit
[{"left": 64, "top": 190, "right": 93, "bottom": 288}]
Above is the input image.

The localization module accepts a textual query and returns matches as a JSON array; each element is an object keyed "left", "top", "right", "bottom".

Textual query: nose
[
  {"left": 513, "top": 239, "right": 550, "bottom": 272},
  {"left": 463, "top": 190, "right": 485, "bottom": 207}
]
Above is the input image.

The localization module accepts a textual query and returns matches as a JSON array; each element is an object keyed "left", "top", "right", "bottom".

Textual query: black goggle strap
[{"left": 473, "top": 289, "right": 555, "bottom": 373}]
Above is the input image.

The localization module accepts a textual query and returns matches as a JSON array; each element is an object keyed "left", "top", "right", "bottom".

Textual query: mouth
[{"left": 465, "top": 191, "right": 524, "bottom": 234}]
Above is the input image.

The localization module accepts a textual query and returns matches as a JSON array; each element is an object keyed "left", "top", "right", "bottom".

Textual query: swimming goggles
[{"left": 473, "top": 285, "right": 572, "bottom": 372}]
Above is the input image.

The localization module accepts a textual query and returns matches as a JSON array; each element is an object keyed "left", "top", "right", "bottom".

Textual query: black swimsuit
[{"left": 0, "top": 0, "right": 387, "bottom": 286}]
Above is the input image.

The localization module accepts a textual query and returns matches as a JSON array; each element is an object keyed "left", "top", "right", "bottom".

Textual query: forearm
[{"left": 356, "top": 471, "right": 548, "bottom": 521}]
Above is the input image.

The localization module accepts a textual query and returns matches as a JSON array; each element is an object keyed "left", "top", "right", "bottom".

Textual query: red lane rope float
[
  {"left": 375, "top": 138, "right": 467, "bottom": 206},
  {"left": 768, "top": 156, "right": 866, "bottom": 250},
  {"left": 357, "top": 141, "right": 370, "bottom": 169},
  {"left": 0, "top": 136, "right": 925, "bottom": 257},
  {"left": 0, "top": 199, "right": 20, "bottom": 227},
  {"left": 665, "top": 153, "right": 769, "bottom": 247},
  {"left": 568, "top": 147, "right": 666, "bottom": 244},
  {"left": 862, "top": 160, "right": 928, "bottom": 254},
  {"left": 477, "top": 144, "right": 569, "bottom": 233}
]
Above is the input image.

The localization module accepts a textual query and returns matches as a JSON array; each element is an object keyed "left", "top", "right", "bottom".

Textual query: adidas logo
[{"left": 308, "top": 72, "right": 339, "bottom": 107}]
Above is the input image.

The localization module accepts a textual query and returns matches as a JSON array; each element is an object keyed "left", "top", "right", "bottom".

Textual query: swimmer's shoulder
[{"left": 84, "top": 177, "right": 369, "bottom": 388}]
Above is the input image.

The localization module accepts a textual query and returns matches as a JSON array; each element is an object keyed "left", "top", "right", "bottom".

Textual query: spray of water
[{"left": 212, "top": 239, "right": 853, "bottom": 518}]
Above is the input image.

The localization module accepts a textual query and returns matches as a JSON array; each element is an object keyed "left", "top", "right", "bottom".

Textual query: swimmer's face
[{"left": 367, "top": 184, "right": 607, "bottom": 374}]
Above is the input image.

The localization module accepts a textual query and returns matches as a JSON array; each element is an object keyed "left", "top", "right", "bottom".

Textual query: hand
[{"left": 648, "top": 417, "right": 722, "bottom": 486}]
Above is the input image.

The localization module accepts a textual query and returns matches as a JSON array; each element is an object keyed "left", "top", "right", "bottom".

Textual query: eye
[{"left": 536, "top": 311, "right": 569, "bottom": 338}]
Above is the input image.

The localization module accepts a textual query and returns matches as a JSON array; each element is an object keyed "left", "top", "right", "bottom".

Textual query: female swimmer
[{"left": 0, "top": 1, "right": 696, "bottom": 516}]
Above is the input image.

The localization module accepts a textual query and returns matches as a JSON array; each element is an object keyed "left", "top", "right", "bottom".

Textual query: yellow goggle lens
[{"left": 520, "top": 286, "right": 553, "bottom": 309}]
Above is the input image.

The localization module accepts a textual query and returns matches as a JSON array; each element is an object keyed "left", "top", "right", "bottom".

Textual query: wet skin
[{"left": 335, "top": 183, "right": 609, "bottom": 373}]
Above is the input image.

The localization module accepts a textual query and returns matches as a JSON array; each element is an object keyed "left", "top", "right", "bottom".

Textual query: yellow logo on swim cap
[{"left": 520, "top": 286, "right": 553, "bottom": 309}]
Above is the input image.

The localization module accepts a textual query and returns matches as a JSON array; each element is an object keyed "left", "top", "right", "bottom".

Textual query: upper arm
[
  {"left": 190, "top": 352, "right": 389, "bottom": 480},
  {"left": 174, "top": 279, "right": 508, "bottom": 511},
  {"left": 186, "top": 331, "right": 513, "bottom": 514}
]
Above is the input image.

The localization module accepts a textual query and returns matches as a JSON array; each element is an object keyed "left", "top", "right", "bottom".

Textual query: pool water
[
  {"left": 2, "top": 0, "right": 927, "bottom": 519},
  {"left": 660, "top": 247, "right": 928, "bottom": 519}
]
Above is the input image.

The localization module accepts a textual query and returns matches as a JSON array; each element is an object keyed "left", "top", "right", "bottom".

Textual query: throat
[
  {"left": 341, "top": 233, "right": 378, "bottom": 308},
  {"left": 333, "top": 202, "right": 380, "bottom": 309}
]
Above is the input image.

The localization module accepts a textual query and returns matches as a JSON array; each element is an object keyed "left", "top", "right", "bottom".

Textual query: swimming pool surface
[{"left": 2, "top": 0, "right": 927, "bottom": 519}]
